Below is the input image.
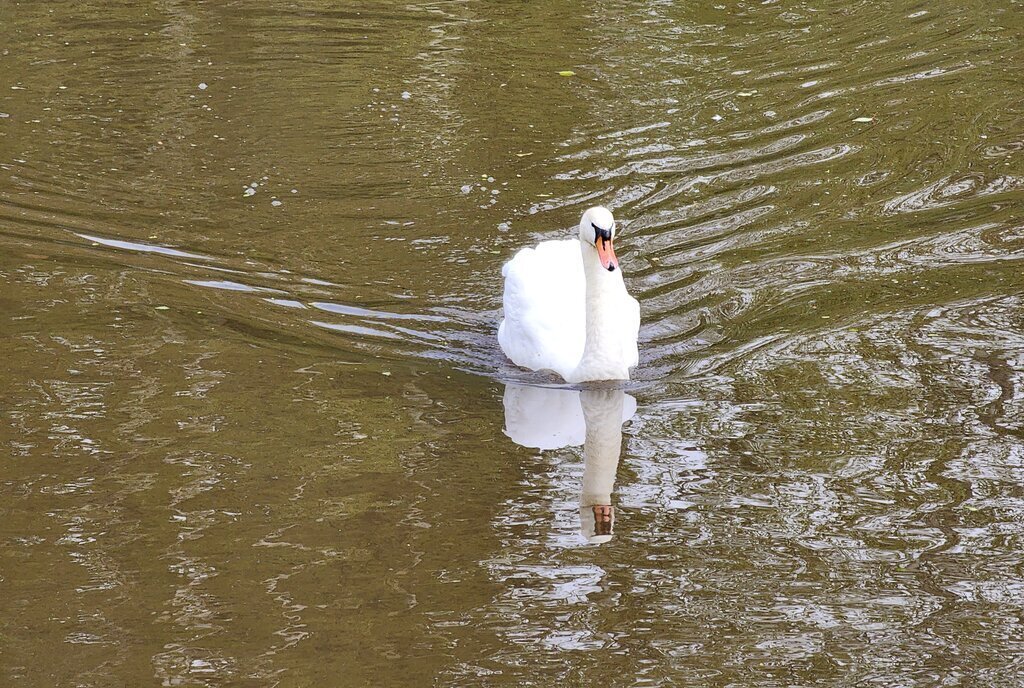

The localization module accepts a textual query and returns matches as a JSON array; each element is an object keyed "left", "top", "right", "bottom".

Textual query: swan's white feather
[
  {"left": 498, "top": 239, "right": 585, "bottom": 378},
  {"left": 621, "top": 290, "right": 641, "bottom": 368},
  {"left": 498, "top": 234, "right": 640, "bottom": 382}
]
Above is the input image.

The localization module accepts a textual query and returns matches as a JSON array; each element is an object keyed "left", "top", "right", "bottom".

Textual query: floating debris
[
  {"left": 853, "top": 116, "right": 874, "bottom": 123},
  {"left": 198, "top": 82, "right": 208, "bottom": 90},
  {"left": 557, "top": 70, "right": 576, "bottom": 77},
  {"left": 401, "top": 91, "right": 411, "bottom": 100}
]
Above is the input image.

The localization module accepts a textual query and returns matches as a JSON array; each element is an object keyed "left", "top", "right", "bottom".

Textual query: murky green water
[{"left": 3, "top": 1, "right": 1024, "bottom": 685}]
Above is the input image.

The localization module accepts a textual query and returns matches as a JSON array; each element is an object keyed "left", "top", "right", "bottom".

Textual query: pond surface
[{"left": 2, "top": 1, "right": 1024, "bottom": 685}]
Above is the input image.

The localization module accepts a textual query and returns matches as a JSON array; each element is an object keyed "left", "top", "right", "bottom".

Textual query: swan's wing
[{"left": 498, "top": 239, "right": 585, "bottom": 376}]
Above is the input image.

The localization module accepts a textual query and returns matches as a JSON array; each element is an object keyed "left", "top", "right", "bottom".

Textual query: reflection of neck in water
[
  {"left": 501, "top": 384, "right": 633, "bottom": 545},
  {"left": 579, "top": 389, "right": 626, "bottom": 545}
]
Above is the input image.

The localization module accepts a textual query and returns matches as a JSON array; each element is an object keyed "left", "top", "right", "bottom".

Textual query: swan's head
[{"left": 578, "top": 206, "right": 618, "bottom": 272}]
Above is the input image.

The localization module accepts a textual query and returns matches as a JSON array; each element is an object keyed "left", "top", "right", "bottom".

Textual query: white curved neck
[{"left": 567, "top": 242, "right": 629, "bottom": 383}]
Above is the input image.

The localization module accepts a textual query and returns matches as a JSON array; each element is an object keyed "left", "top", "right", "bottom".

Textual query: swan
[{"left": 498, "top": 207, "right": 640, "bottom": 383}]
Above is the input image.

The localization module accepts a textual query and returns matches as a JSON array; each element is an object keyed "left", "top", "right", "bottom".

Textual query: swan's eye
[{"left": 591, "top": 222, "right": 612, "bottom": 242}]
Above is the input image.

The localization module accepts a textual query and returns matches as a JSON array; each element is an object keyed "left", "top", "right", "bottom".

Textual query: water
[{"left": 2, "top": 1, "right": 1023, "bottom": 685}]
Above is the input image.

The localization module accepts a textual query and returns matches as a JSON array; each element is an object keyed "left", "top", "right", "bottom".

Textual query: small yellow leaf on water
[
  {"left": 557, "top": 70, "right": 576, "bottom": 77},
  {"left": 853, "top": 116, "right": 874, "bottom": 123},
  {"left": 515, "top": 152, "right": 533, "bottom": 158}
]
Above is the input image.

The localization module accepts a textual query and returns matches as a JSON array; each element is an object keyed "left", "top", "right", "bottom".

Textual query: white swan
[{"left": 498, "top": 207, "right": 640, "bottom": 383}]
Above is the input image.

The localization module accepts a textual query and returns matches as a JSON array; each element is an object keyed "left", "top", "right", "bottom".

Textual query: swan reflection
[{"left": 503, "top": 384, "right": 636, "bottom": 544}]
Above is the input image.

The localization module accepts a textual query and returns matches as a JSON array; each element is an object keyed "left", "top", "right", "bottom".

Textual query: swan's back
[{"left": 498, "top": 239, "right": 585, "bottom": 378}]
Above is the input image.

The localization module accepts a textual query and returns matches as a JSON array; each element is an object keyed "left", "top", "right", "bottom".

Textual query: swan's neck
[{"left": 569, "top": 242, "right": 629, "bottom": 383}]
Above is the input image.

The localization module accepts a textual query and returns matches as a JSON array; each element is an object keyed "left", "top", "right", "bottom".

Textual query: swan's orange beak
[{"left": 596, "top": 236, "right": 618, "bottom": 272}]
